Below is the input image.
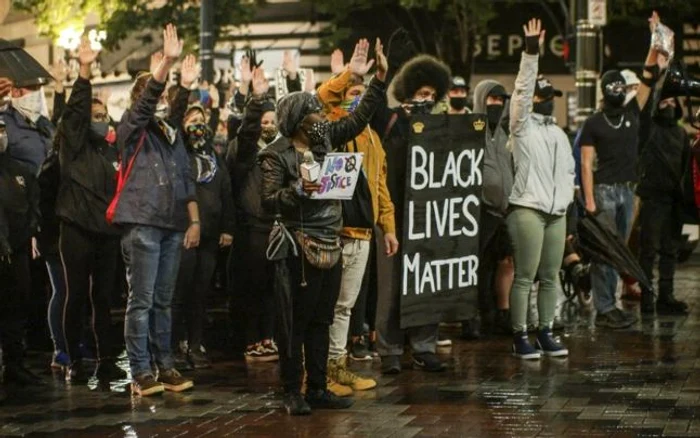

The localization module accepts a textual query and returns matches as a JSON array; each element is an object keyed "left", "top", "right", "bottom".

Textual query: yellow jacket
[{"left": 317, "top": 69, "right": 396, "bottom": 240}]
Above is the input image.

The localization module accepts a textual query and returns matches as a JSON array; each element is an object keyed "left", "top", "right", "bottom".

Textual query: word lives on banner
[
  {"left": 311, "top": 152, "right": 364, "bottom": 200},
  {"left": 400, "top": 114, "right": 486, "bottom": 329}
]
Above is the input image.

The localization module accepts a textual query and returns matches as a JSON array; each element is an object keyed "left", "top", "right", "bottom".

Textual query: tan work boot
[
  {"left": 329, "top": 356, "right": 377, "bottom": 391},
  {"left": 326, "top": 376, "right": 353, "bottom": 397}
]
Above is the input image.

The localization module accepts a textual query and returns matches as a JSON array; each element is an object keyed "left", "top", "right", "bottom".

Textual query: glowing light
[
  {"left": 57, "top": 27, "right": 83, "bottom": 51},
  {"left": 89, "top": 29, "right": 107, "bottom": 51}
]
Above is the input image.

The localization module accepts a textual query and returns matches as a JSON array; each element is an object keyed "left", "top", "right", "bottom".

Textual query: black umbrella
[
  {"left": 0, "top": 39, "right": 52, "bottom": 88},
  {"left": 576, "top": 206, "right": 653, "bottom": 292}
]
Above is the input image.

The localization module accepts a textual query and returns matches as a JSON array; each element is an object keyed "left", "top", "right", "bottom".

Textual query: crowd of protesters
[{"left": 0, "top": 11, "right": 697, "bottom": 416}]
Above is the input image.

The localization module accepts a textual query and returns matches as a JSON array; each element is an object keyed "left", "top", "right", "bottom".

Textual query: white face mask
[
  {"left": 624, "top": 90, "right": 637, "bottom": 106},
  {"left": 12, "top": 89, "right": 44, "bottom": 123}
]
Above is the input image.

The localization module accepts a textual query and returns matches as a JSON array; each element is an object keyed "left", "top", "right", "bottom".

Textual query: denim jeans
[
  {"left": 590, "top": 184, "right": 635, "bottom": 314},
  {"left": 328, "top": 238, "right": 370, "bottom": 360},
  {"left": 122, "top": 225, "right": 184, "bottom": 377},
  {"left": 45, "top": 253, "right": 67, "bottom": 354}
]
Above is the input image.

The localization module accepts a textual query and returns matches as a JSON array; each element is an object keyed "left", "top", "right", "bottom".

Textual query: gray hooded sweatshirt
[{"left": 473, "top": 80, "right": 514, "bottom": 216}]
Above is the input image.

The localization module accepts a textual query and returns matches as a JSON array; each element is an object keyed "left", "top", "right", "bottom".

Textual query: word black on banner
[{"left": 400, "top": 114, "right": 486, "bottom": 329}]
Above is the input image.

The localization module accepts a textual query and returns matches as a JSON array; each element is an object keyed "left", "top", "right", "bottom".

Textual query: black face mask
[
  {"left": 409, "top": 100, "right": 435, "bottom": 115},
  {"left": 655, "top": 106, "right": 677, "bottom": 126},
  {"left": 533, "top": 100, "right": 554, "bottom": 116},
  {"left": 91, "top": 121, "right": 109, "bottom": 138},
  {"left": 603, "top": 93, "right": 625, "bottom": 109},
  {"left": 449, "top": 97, "right": 467, "bottom": 112},
  {"left": 486, "top": 104, "right": 504, "bottom": 130}
]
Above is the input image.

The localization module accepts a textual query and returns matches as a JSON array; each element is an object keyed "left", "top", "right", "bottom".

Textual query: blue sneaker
[
  {"left": 51, "top": 351, "right": 71, "bottom": 369},
  {"left": 512, "top": 332, "right": 541, "bottom": 360},
  {"left": 536, "top": 328, "right": 569, "bottom": 357}
]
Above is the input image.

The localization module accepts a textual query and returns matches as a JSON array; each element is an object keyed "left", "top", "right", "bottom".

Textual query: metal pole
[
  {"left": 200, "top": 0, "right": 215, "bottom": 83},
  {"left": 574, "top": 0, "right": 601, "bottom": 124}
]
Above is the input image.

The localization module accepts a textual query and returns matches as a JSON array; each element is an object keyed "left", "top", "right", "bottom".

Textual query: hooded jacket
[
  {"left": 55, "top": 77, "right": 120, "bottom": 236},
  {"left": 259, "top": 76, "right": 387, "bottom": 239},
  {"left": 508, "top": 52, "right": 575, "bottom": 216},
  {"left": 0, "top": 105, "right": 54, "bottom": 175},
  {"left": 113, "top": 79, "right": 195, "bottom": 231},
  {"left": 0, "top": 153, "right": 40, "bottom": 250},
  {"left": 317, "top": 69, "right": 396, "bottom": 239},
  {"left": 472, "top": 80, "right": 514, "bottom": 216}
]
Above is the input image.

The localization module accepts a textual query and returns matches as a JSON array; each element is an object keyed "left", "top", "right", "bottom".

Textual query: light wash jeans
[
  {"left": 590, "top": 184, "right": 635, "bottom": 314},
  {"left": 328, "top": 238, "right": 370, "bottom": 360},
  {"left": 122, "top": 225, "right": 184, "bottom": 377}
]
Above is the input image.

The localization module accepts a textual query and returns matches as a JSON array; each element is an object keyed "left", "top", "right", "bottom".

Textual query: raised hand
[
  {"left": 375, "top": 38, "right": 388, "bottom": 82},
  {"left": 304, "top": 69, "right": 316, "bottom": 93},
  {"left": 150, "top": 51, "right": 164, "bottom": 74},
  {"left": 523, "top": 18, "right": 545, "bottom": 51},
  {"left": 209, "top": 83, "right": 220, "bottom": 108},
  {"left": 330, "top": 49, "right": 345, "bottom": 75},
  {"left": 78, "top": 37, "right": 99, "bottom": 66},
  {"left": 163, "top": 23, "right": 184, "bottom": 60},
  {"left": 648, "top": 10, "right": 660, "bottom": 34},
  {"left": 51, "top": 61, "right": 68, "bottom": 83},
  {"left": 251, "top": 67, "right": 269, "bottom": 97},
  {"left": 180, "top": 54, "right": 199, "bottom": 89},
  {"left": 349, "top": 39, "right": 374, "bottom": 76},
  {"left": 282, "top": 50, "right": 298, "bottom": 79},
  {"left": 240, "top": 55, "right": 252, "bottom": 84}
]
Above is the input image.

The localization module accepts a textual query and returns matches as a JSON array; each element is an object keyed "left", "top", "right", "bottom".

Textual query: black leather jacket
[{"left": 259, "top": 76, "right": 387, "bottom": 238}]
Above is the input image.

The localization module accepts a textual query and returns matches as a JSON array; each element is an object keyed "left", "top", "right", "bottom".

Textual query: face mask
[
  {"left": 409, "top": 99, "right": 435, "bottom": 115},
  {"left": 12, "top": 89, "right": 44, "bottom": 123},
  {"left": 305, "top": 120, "right": 330, "bottom": 145},
  {"left": 340, "top": 95, "right": 362, "bottom": 113},
  {"left": 214, "top": 133, "right": 227, "bottom": 147},
  {"left": 0, "top": 131, "right": 7, "bottom": 154},
  {"left": 533, "top": 100, "right": 554, "bottom": 116},
  {"left": 624, "top": 90, "right": 637, "bottom": 106},
  {"left": 155, "top": 103, "right": 169, "bottom": 119},
  {"left": 449, "top": 97, "right": 467, "bottom": 112},
  {"left": 603, "top": 81, "right": 626, "bottom": 108},
  {"left": 185, "top": 123, "right": 213, "bottom": 150},
  {"left": 486, "top": 104, "right": 504, "bottom": 129},
  {"left": 261, "top": 126, "right": 279, "bottom": 143}
]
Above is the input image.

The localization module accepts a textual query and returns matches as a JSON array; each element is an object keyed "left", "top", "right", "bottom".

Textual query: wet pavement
[{"left": 2, "top": 257, "right": 700, "bottom": 438}]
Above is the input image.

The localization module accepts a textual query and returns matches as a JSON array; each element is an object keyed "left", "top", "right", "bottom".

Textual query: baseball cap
[
  {"left": 488, "top": 84, "right": 510, "bottom": 99},
  {"left": 534, "top": 75, "right": 563, "bottom": 100},
  {"left": 450, "top": 76, "right": 468, "bottom": 90},
  {"left": 620, "top": 69, "right": 640, "bottom": 86}
]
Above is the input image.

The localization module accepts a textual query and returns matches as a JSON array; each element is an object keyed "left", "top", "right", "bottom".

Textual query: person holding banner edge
[
  {"left": 507, "top": 18, "right": 575, "bottom": 360},
  {"left": 259, "top": 38, "right": 388, "bottom": 415}
]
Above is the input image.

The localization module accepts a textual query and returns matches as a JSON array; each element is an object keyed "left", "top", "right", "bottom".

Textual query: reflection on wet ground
[{"left": 2, "top": 258, "right": 700, "bottom": 437}]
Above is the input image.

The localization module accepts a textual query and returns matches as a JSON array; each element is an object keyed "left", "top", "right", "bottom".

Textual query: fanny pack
[{"left": 294, "top": 231, "right": 342, "bottom": 270}]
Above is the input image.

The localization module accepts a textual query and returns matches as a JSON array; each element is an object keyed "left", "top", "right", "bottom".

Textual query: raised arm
[
  {"left": 636, "top": 11, "right": 668, "bottom": 111},
  {"left": 168, "top": 54, "right": 198, "bottom": 129},
  {"left": 236, "top": 68, "right": 268, "bottom": 164},
  {"left": 510, "top": 18, "right": 545, "bottom": 137}
]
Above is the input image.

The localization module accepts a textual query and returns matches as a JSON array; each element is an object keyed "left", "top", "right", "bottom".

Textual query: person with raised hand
[
  {"left": 507, "top": 18, "right": 575, "bottom": 360},
  {"left": 113, "top": 23, "right": 200, "bottom": 397}
]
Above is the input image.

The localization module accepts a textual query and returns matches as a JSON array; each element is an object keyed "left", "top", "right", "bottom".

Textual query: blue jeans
[
  {"left": 45, "top": 254, "right": 67, "bottom": 354},
  {"left": 122, "top": 225, "right": 184, "bottom": 377},
  {"left": 590, "top": 184, "right": 635, "bottom": 314}
]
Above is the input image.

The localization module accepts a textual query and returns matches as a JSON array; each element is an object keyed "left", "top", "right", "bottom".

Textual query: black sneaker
[
  {"left": 349, "top": 338, "right": 372, "bottom": 362},
  {"left": 656, "top": 296, "right": 689, "bottom": 315},
  {"left": 494, "top": 310, "right": 511, "bottom": 336},
  {"left": 95, "top": 360, "right": 127, "bottom": 381},
  {"left": 412, "top": 352, "right": 446, "bottom": 372},
  {"left": 66, "top": 360, "right": 92, "bottom": 384},
  {"left": 641, "top": 291, "right": 655, "bottom": 314},
  {"left": 3, "top": 364, "right": 47, "bottom": 386},
  {"left": 283, "top": 392, "right": 311, "bottom": 416},
  {"left": 174, "top": 350, "right": 193, "bottom": 371},
  {"left": 380, "top": 355, "right": 402, "bottom": 375},
  {"left": 595, "top": 308, "right": 636, "bottom": 329},
  {"left": 460, "top": 319, "right": 481, "bottom": 340},
  {"left": 305, "top": 389, "right": 354, "bottom": 410},
  {"left": 188, "top": 349, "right": 212, "bottom": 369}
]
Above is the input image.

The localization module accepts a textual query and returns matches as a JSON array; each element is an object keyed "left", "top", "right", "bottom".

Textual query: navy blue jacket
[
  {"left": 113, "top": 79, "right": 195, "bottom": 231},
  {"left": 0, "top": 105, "right": 54, "bottom": 175}
]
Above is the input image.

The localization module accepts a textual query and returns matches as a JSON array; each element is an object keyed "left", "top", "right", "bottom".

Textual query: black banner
[{"left": 400, "top": 114, "right": 486, "bottom": 329}]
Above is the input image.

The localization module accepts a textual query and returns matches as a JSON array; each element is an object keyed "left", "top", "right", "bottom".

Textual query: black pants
[
  {"left": 638, "top": 198, "right": 683, "bottom": 296},
  {"left": 0, "top": 247, "right": 30, "bottom": 366},
  {"left": 60, "top": 222, "right": 120, "bottom": 362},
  {"left": 172, "top": 238, "right": 219, "bottom": 351},
  {"left": 279, "top": 254, "right": 342, "bottom": 394},
  {"left": 234, "top": 227, "right": 275, "bottom": 346},
  {"left": 350, "top": 236, "right": 377, "bottom": 337},
  {"left": 477, "top": 211, "right": 513, "bottom": 315}
]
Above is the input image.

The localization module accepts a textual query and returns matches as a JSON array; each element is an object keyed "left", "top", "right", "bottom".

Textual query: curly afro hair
[{"left": 392, "top": 55, "right": 451, "bottom": 103}]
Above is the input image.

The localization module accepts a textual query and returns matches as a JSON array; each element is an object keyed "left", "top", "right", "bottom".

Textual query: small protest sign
[
  {"left": 400, "top": 114, "right": 486, "bottom": 329},
  {"left": 311, "top": 152, "right": 364, "bottom": 200}
]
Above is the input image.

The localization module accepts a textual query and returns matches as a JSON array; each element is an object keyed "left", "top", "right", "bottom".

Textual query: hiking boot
[
  {"left": 283, "top": 392, "right": 311, "bottom": 416},
  {"left": 3, "top": 364, "right": 47, "bottom": 386},
  {"left": 95, "top": 360, "right": 127, "bottom": 381},
  {"left": 305, "top": 389, "right": 354, "bottom": 410},
  {"left": 412, "top": 352, "right": 446, "bottom": 372},
  {"left": 51, "top": 351, "right": 70, "bottom": 370},
  {"left": 595, "top": 308, "right": 636, "bottom": 329},
  {"left": 349, "top": 337, "right": 372, "bottom": 361},
  {"left": 329, "top": 356, "right": 376, "bottom": 391},
  {"left": 188, "top": 348, "right": 212, "bottom": 369},
  {"left": 656, "top": 296, "right": 689, "bottom": 315},
  {"left": 641, "top": 291, "right": 655, "bottom": 314},
  {"left": 158, "top": 369, "right": 193, "bottom": 392},
  {"left": 512, "top": 332, "right": 541, "bottom": 360},
  {"left": 131, "top": 374, "right": 164, "bottom": 396},
  {"left": 326, "top": 376, "right": 353, "bottom": 397},
  {"left": 381, "top": 355, "right": 402, "bottom": 375},
  {"left": 66, "top": 360, "right": 92, "bottom": 384},
  {"left": 535, "top": 328, "right": 569, "bottom": 357}
]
